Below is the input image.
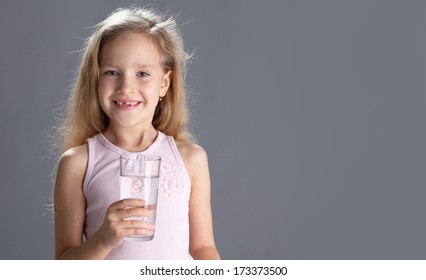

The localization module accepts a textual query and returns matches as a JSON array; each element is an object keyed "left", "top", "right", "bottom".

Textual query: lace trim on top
[{"left": 160, "top": 159, "right": 184, "bottom": 197}]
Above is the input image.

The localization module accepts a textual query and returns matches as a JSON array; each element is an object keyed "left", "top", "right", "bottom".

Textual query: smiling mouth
[{"left": 114, "top": 101, "right": 141, "bottom": 106}]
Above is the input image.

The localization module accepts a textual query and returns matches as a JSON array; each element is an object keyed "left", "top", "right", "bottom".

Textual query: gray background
[{"left": 1, "top": 0, "right": 425, "bottom": 259}]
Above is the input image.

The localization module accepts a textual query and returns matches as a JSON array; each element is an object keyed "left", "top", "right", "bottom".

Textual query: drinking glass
[{"left": 120, "top": 154, "right": 161, "bottom": 241}]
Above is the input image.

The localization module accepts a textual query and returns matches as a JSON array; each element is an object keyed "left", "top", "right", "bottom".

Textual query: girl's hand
[{"left": 96, "top": 198, "right": 154, "bottom": 249}]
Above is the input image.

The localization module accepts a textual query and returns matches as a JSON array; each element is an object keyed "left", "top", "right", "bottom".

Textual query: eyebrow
[
  {"left": 99, "top": 63, "right": 156, "bottom": 69},
  {"left": 135, "top": 63, "right": 156, "bottom": 69}
]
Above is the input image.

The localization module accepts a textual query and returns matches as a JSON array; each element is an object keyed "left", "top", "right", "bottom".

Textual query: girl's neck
[{"left": 102, "top": 124, "right": 158, "bottom": 153}]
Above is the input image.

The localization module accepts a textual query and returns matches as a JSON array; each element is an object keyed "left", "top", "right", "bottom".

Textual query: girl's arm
[
  {"left": 54, "top": 145, "right": 153, "bottom": 259},
  {"left": 177, "top": 142, "right": 221, "bottom": 260},
  {"left": 54, "top": 145, "right": 112, "bottom": 259}
]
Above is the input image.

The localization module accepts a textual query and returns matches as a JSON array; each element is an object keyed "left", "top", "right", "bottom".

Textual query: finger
[
  {"left": 100, "top": 219, "right": 154, "bottom": 240},
  {"left": 108, "top": 198, "right": 145, "bottom": 212},
  {"left": 116, "top": 207, "right": 152, "bottom": 219},
  {"left": 147, "top": 204, "right": 157, "bottom": 211},
  {"left": 120, "top": 219, "right": 155, "bottom": 231},
  {"left": 124, "top": 228, "right": 155, "bottom": 237}
]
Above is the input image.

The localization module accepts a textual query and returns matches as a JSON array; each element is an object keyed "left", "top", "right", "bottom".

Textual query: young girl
[{"left": 54, "top": 7, "right": 220, "bottom": 260}]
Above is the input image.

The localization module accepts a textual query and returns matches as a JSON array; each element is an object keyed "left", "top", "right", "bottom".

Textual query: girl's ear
[{"left": 160, "top": 70, "right": 172, "bottom": 97}]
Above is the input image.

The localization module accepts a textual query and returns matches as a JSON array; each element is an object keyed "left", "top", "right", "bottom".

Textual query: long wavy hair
[{"left": 57, "top": 7, "right": 193, "bottom": 153}]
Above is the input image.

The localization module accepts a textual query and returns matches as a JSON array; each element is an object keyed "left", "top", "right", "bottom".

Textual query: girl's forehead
[{"left": 99, "top": 32, "right": 162, "bottom": 66}]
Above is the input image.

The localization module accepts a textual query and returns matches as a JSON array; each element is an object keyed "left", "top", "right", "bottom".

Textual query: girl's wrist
[{"left": 90, "top": 232, "right": 115, "bottom": 257}]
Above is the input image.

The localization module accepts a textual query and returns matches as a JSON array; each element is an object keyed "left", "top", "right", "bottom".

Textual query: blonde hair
[{"left": 58, "top": 7, "right": 193, "bottom": 153}]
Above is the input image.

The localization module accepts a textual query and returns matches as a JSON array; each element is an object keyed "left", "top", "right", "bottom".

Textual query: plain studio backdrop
[{"left": 0, "top": 0, "right": 425, "bottom": 259}]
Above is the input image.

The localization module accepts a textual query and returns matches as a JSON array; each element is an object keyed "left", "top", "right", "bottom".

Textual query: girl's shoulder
[
  {"left": 175, "top": 140, "right": 209, "bottom": 183},
  {"left": 175, "top": 140, "right": 208, "bottom": 167},
  {"left": 57, "top": 144, "right": 88, "bottom": 177}
]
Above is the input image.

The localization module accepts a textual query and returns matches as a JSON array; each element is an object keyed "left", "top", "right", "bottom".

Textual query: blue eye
[
  {"left": 105, "top": 70, "right": 119, "bottom": 76},
  {"left": 137, "top": 71, "right": 150, "bottom": 77}
]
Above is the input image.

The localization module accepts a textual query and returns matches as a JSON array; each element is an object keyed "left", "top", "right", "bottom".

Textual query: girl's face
[{"left": 98, "top": 32, "right": 171, "bottom": 130}]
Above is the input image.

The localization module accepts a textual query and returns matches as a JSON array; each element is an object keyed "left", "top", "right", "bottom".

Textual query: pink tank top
[{"left": 83, "top": 131, "right": 192, "bottom": 259}]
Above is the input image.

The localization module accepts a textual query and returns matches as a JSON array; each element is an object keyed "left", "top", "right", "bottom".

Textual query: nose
[{"left": 116, "top": 74, "right": 136, "bottom": 94}]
